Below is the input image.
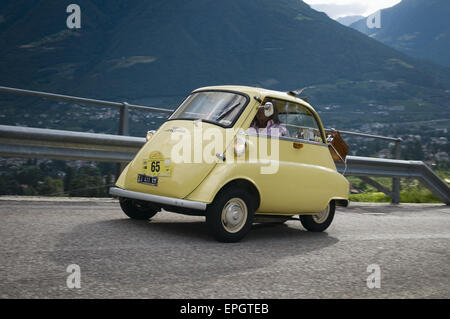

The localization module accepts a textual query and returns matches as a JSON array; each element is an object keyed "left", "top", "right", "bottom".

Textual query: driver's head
[{"left": 256, "top": 106, "right": 267, "bottom": 122}]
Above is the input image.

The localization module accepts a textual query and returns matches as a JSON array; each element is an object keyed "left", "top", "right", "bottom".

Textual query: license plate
[
  {"left": 137, "top": 174, "right": 158, "bottom": 186},
  {"left": 143, "top": 152, "right": 171, "bottom": 177}
]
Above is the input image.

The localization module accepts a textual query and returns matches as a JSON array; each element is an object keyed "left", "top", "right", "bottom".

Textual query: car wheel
[
  {"left": 119, "top": 198, "right": 159, "bottom": 220},
  {"left": 300, "top": 201, "right": 335, "bottom": 232},
  {"left": 206, "top": 188, "right": 255, "bottom": 243}
]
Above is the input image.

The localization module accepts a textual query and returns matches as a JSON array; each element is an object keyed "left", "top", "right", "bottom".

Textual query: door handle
[{"left": 293, "top": 142, "right": 304, "bottom": 149}]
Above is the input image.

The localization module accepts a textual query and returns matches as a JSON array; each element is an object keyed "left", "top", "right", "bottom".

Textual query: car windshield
[{"left": 169, "top": 91, "right": 248, "bottom": 128}]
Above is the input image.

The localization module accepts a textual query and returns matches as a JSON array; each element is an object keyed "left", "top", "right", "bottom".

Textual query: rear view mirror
[{"left": 259, "top": 102, "right": 274, "bottom": 117}]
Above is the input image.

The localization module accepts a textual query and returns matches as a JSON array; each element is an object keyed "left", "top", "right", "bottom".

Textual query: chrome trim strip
[{"left": 109, "top": 187, "right": 207, "bottom": 211}]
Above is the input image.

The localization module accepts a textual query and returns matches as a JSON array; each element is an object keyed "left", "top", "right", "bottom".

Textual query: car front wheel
[
  {"left": 300, "top": 201, "right": 335, "bottom": 232},
  {"left": 206, "top": 188, "right": 255, "bottom": 243},
  {"left": 119, "top": 198, "right": 159, "bottom": 220}
]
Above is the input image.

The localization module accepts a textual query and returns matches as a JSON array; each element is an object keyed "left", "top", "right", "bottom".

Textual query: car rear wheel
[
  {"left": 300, "top": 201, "right": 335, "bottom": 232},
  {"left": 206, "top": 188, "right": 254, "bottom": 243},
  {"left": 119, "top": 198, "right": 159, "bottom": 220}
]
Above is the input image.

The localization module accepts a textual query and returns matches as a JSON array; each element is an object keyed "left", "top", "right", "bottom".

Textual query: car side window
[{"left": 278, "top": 102, "right": 324, "bottom": 143}]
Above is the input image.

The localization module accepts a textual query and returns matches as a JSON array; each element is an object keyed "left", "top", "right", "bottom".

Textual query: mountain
[
  {"left": 350, "top": 0, "right": 450, "bottom": 67},
  {"left": 0, "top": 0, "right": 449, "bottom": 135},
  {"left": 337, "top": 15, "right": 364, "bottom": 27}
]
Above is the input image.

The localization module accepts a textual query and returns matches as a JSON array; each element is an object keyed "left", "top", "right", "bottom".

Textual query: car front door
[{"left": 255, "top": 98, "right": 336, "bottom": 214}]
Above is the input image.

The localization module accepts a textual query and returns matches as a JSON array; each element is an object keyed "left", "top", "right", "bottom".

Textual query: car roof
[{"left": 192, "top": 85, "right": 315, "bottom": 111}]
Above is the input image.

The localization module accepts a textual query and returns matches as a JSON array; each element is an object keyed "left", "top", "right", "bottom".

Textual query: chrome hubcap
[
  {"left": 221, "top": 198, "right": 248, "bottom": 233},
  {"left": 312, "top": 205, "right": 330, "bottom": 224}
]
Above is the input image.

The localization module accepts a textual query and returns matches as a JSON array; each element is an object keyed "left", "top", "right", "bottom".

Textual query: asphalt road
[{"left": 0, "top": 197, "right": 449, "bottom": 299}]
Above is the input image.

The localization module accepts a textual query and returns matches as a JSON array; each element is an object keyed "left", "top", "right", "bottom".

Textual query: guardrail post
[
  {"left": 116, "top": 102, "right": 130, "bottom": 179},
  {"left": 118, "top": 102, "right": 130, "bottom": 136},
  {"left": 392, "top": 140, "right": 402, "bottom": 204}
]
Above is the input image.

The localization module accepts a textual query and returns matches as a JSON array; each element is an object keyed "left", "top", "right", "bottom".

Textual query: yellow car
[{"left": 110, "top": 86, "right": 349, "bottom": 242}]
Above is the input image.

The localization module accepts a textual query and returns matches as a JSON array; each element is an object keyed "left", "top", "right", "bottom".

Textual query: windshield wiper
[{"left": 216, "top": 102, "right": 241, "bottom": 121}]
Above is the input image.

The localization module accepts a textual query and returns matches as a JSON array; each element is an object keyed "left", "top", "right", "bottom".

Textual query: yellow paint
[
  {"left": 186, "top": 135, "right": 349, "bottom": 214},
  {"left": 116, "top": 85, "right": 349, "bottom": 215}
]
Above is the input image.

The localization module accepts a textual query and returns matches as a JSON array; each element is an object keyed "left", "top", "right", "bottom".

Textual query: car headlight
[
  {"left": 146, "top": 130, "right": 156, "bottom": 141},
  {"left": 234, "top": 136, "right": 246, "bottom": 157}
]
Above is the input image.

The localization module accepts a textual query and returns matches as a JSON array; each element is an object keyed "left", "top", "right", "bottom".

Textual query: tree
[
  {"left": 0, "top": 175, "right": 23, "bottom": 195},
  {"left": 37, "top": 177, "right": 63, "bottom": 196},
  {"left": 69, "top": 166, "right": 107, "bottom": 197}
]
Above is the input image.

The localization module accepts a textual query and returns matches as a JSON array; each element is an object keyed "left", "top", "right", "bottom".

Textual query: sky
[{"left": 303, "top": 0, "right": 402, "bottom": 19}]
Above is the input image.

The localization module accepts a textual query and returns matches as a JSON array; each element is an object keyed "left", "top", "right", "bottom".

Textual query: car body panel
[
  {"left": 185, "top": 135, "right": 349, "bottom": 214},
  {"left": 116, "top": 120, "right": 223, "bottom": 199}
]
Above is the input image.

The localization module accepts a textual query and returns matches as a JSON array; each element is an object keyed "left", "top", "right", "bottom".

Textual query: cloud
[
  {"left": 303, "top": 0, "right": 402, "bottom": 19},
  {"left": 308, "top": 3, "right": 368, "bottom": 19}
]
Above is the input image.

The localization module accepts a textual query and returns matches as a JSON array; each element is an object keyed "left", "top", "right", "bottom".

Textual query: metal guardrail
[
  {"left": 0, "top": 86, "right": 173, "bottom": 136},
  {"left": 0, "top": 86, "right": 173, "bottom": 113},
  {"left": 333, "top": 130, "right": 402, "bottom": 142},
  {"left": 331, "top": 129, "right": 403, "bottom": 203},
  {"left": 0, "top": 125, "right": 448, "bottom": 204},
  {"left": 336, "top": 157, "right": 450, "bottom": 204},
  {"left": 0, "top": 125, "right": 144, "bottom": 162}
]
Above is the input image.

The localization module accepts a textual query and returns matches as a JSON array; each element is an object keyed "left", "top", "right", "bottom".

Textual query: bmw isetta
[{"left": 110, "top": 86, "right": 349, "bottom": 242}]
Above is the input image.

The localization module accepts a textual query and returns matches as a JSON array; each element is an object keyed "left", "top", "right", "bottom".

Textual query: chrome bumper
[{"left": 109, "top": 187, "right": 207, "bottom": 211}]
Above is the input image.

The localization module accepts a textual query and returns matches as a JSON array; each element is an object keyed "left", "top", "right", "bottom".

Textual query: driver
[{"left": 249, "top": 101, "right": 289, "bottom": 137}]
